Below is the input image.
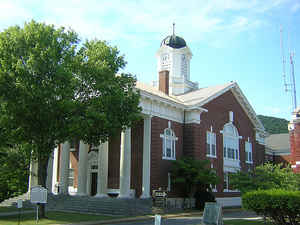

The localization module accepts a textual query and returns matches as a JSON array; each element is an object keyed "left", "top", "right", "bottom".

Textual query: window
[
  {"left": 206, "top": 131, "right": 216, "bottom": 157},
  {"left": 223, "top": 123, "right": 240, "bottom": 160},
  {"left": 160, "top": 122, "right": 178, "bottom": 160},
  {"left": 245, "top": 140, "right": 253, "bottom": 163}
]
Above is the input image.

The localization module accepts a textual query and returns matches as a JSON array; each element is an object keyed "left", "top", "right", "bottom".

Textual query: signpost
[
  {"left": 154, "top": 214, "right": 161, "bottom": 225},
  {"left": 153, "top": 190, "right": 167, "bottom": 208},
  {"left": 30, "top": 186, "right": 47, "bottom": 224},
  {"left": 17, "top": 199, "right": 22, "bottom": 225},
  {"left": 202, "top": 202, "right": 223, "bottom": 225}
]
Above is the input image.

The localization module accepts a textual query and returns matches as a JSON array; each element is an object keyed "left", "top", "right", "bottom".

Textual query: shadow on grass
[
  {"left": 0, "top": 206, "right": 34, "bottom": 213},
  {"left": 224, "top": 219, "right": 273, "bottom": 225},
  {"left": 0, "top": 211, "right": 116, "bottom": 225}
]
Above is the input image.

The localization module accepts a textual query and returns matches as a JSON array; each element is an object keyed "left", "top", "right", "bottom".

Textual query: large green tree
[
  {"left": 230, "top": 163, "right": 300, "bottom": 194},
  {"left": 0, "top": 20, "right": 141, "bottom": 217},
  {"left": 171, "top": 158, "right": 218, "bottom": 201},
  {"left": 0, "top": 145, "right": 31, "bottom": 203}
]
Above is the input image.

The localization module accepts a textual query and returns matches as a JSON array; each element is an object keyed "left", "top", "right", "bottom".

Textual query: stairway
[
  {"left": 46, "top": 194, "right": 152, "bottom": 216},
  {"left": 0, "top": 192, "right": 33, "bottom": 208},
  {"left": 1, "top": 193, "right": 152, "bottom": 216}
]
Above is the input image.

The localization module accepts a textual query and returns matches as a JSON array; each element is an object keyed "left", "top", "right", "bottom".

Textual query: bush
[
  {"left": 194, "top": 190, "right": 215, "bottom": 210},
  {"left": 242, "top": 189, "right": 300, "bottom": 225}
]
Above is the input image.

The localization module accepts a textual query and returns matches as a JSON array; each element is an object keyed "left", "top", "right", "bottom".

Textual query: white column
[
  {"left": 28, "top": 157, "right": 38, "bottom": 193},
  {"left": 141, "top": 116, "right": 151, "bottom": 198},
  {"left": 77, "top": 141, "right": 89, "bottom": 196},
  {"left": 46, "top": 151, "right": 54, "bottom": 193},
  {"left": 95, "top": 142, "right": 109, "bottom": 197},
  {"left": 59, "top": 142, "right": 70, "bottom": 194},
  {"left": 52, "top": 147, "right": 59, "bottom": 194},
  {"left": 119, "top": 128, "right": 132, "bottom": 198}
]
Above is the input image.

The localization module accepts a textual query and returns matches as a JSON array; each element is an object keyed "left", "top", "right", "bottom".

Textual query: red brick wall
[
  {"left": 108, "top": 133, "right": 121, "bottom": 189},
  {"left": 197, "top": 90, "right": 262, "bottom": 195},
  {"left": 150, "top": 116, "right": 183, "bottom": 195},
  {"left": 130, "top": 120, "right": 144, "bottom": 196},
  {"left": 107, "top": 121, "right": 144, "bottom": 197}
]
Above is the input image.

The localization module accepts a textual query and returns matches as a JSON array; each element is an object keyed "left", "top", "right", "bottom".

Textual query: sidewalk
[
  {"left": 66, "top": 209, "right": 262, "bottom": 225},
  {"left": 0, "top": 208, "right": 262, "bottom": 225}
]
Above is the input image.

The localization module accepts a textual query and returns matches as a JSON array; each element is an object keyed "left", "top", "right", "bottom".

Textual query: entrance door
[{"left": 91, "top": 172, "right": 97, "bottom": 196}]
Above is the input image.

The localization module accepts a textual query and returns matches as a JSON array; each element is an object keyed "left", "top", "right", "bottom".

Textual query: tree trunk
[{"left": 37, "top": 151, "right": 50, "bottom": 219}]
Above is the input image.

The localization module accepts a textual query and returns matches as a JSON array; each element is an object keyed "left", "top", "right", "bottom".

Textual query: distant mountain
[{"left": 257, "top": 115, "right": 289, "bottom": 134}]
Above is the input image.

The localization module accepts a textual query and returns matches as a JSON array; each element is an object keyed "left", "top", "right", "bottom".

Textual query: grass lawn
[
  {"left": 0, "top": 206, "right": 33, "bottom": 213},
  {"left": 0, "top": 211, "right": 116, "bottom": 225},
  {"left": 224, "top": 219, "right": 272, "bottom": 225}
]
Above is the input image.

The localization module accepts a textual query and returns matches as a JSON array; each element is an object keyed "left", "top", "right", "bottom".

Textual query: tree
[
  {"left": 257, "top": 115, "right": 289, "bottom": 134},
  {"left": 0, "top": 20, "right": 141, "bottom": 217},
  {"left": 170, "top": 157, "right": 218, "bottom": 208},
  {"left": 230, "top": 163, "right": 300, "bottom": 194},
  {"left": 0, "top": 145, "right": 31, "bottom": 203}
]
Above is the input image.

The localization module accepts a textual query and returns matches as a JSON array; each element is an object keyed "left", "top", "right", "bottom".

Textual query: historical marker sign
[
  {"left": 30, "top": 186, "right": 47, "bottom": 204},
  {"left": 202, "top": 202, "right": 223, "bottom": 225}
]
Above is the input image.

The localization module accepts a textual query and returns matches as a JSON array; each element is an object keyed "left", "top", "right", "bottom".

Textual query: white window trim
[
  {"left": 222, "top": 123, "right": 240, "bottom": 161},
  {"left": 160, "top": 122, "right": 178, "bottom": 160},
  {"left": 245, "top": 138, "right": 253, "bottom": 164},
  {"left": 206, "top": 127, "right": 217, "bottom": 158}
]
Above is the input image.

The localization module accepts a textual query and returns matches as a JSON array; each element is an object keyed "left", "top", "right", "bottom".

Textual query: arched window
[
  {"left": 223, "top": 123, "right": 240, "bottom": 160},
  {"left": 160, "top": 122, "right": 178, "bottom": 160}
]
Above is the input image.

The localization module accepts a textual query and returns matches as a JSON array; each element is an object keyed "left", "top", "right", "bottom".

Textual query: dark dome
[{"left": 161, "top": 35, "right": 187, "bottom": 49}]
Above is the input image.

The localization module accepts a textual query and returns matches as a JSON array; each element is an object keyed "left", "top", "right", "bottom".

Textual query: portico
[{"left": 46, "top": 115, "right": 152, "bottom": 198}]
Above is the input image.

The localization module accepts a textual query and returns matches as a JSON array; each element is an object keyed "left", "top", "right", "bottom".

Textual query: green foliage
[
  {"left": 242, "top": 189, "right": 300, "bottom": 225},
  {"left": 257, "top": 115, "right": 288, "bottom": 134},
  {"left": 0, "top": 145, "right": 31, "bottom": 202},
  {"left": 171, "top": 157, "right": 218, "bottom": 198},
  {"left": 230, "top": 163, "right": 300, "bottom": 194},
  {"left": 0, "top": 20, "right": 141, "bottom": 216}
]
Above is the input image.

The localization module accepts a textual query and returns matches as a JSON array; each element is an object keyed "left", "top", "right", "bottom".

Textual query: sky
[{"left": 0, "top": 0, "right": 300, "bottom": 120}]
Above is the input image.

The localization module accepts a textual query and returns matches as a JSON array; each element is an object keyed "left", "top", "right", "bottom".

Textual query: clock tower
[{"left": 156, "top": 24, "right": 198, "bottom": 95}]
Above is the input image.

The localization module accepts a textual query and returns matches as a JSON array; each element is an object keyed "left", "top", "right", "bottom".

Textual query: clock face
[
  {"left": 161, "top": 53, "right": 170, "bottom": 70},
  {"left": 161, "top": 53, "right": 169, "bottom": 65}
]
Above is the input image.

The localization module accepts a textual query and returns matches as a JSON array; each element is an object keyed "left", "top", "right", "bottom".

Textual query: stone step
[{"left": 46, "top": 194, "right": 152, "bottom": 216}]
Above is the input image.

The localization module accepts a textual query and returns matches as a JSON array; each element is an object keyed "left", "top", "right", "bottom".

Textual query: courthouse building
[{"left": 30, "top": 30, "right": 266, "bottom": 207}]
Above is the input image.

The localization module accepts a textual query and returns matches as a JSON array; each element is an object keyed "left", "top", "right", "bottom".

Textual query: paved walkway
[{"left": 0, "top": 208, "right": 262, "bottom": 225}]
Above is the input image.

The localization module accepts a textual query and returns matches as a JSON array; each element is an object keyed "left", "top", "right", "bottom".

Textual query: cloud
[
  {"left": 0, "top": 0, "right": 292, "bottom": 46},
  {"left": 291, "top": 2, "right": 300, "bottom": 12}
]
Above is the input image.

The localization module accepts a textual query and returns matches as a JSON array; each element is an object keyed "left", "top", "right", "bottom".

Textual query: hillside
[{"left": 257, "top": 115, "right": 289, "bottom": 134}]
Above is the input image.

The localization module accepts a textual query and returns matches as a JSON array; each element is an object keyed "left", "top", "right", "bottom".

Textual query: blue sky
[{"left": 1, "top": 0, "right": 299, "bottom": 120}]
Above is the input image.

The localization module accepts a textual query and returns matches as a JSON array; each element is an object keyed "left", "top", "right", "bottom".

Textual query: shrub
[
  {"left": 242, "top": 189, "right": 300, "bottom": 225},
  {"left": 194, "top": 190, "right": 215, "bottom": 210}
]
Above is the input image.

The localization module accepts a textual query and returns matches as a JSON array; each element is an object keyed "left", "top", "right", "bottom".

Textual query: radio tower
[{"left": 280, "top": 26, "right": 297, "bottom": 111}]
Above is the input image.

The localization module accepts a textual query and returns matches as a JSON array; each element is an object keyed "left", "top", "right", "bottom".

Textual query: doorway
[{"left": 91, "top": 172, "right": 97, "bottom": 196}]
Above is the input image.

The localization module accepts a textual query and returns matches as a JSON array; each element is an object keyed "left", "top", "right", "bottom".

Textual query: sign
[
  {"left": 154, "top": 191, "right": 166, "bottom": 198},
  {"left": 17, "top": 199, "right": 23, "bottom": 209},
  {"left": 30, "top": 186, "right": 47, "bottom": 204},
  {"left": 155, "top": 215, "right": 161, "bottom": 225},
  {"left": 203, "top": 202, "right": 223, "bottom": 225}
]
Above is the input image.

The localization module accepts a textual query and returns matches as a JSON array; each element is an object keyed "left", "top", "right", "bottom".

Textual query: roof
[
  {"left": 160, "top": 35, "right": 187, "bottom": 49},
  {"left": 265, "top": 133, "right": 290, "bottom": 155},
  {"left": 135, "top": 81, "right": 265, "bottom": 131},
  {"left": 176, "top": 82, "right": 235, "bottom": 106}
]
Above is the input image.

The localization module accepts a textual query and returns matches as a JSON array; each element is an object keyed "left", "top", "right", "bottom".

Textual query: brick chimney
[{"left": 159, "top": 70, "right": 169, "bottom": 95}]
